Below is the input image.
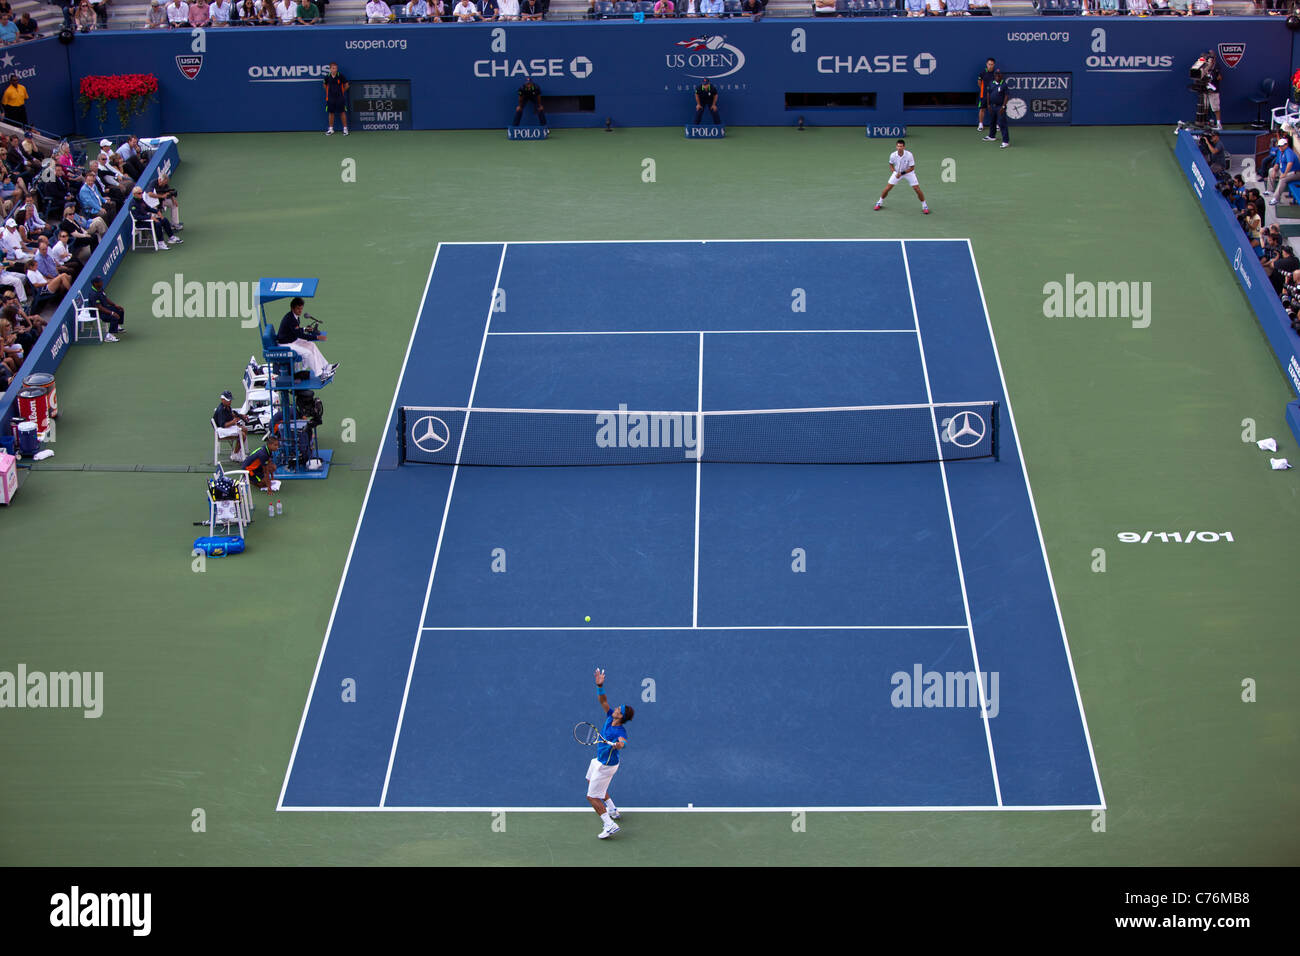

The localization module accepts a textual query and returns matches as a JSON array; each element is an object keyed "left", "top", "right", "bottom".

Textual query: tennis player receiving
[
  {"left": 588, "top": 668, "right": 634, "bottom": 839},
  {"left": 875, "top": 139, "right": 930, "bottom": 214}
]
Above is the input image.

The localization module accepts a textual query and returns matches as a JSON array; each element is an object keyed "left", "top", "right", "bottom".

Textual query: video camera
[{"left": 1189, "top": 53, "right": 1217, "bottom": 94}]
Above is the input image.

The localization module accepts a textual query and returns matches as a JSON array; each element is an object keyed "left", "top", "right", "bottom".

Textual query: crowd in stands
[
  {"left": 0, "top": 128, "right": 175, "bottom": 353},
  {"left": 1209, "top": 129, "right": 1300, "bottom": 337},
  {"left": 0, "top": 1, "right": 46, "bottom": 42}
]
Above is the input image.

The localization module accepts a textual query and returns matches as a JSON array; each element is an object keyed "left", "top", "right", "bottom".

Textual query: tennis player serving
[{"left": 584, "top": 668, "right": 634, "bottom": 839}]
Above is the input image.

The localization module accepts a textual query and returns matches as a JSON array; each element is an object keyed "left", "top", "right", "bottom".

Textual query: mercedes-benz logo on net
[
  {"left": 412, "top": 415, "right": 450, "bottom": 455},
  {"left": 941, "top": 411, "right": 987, "bottom": 449}
]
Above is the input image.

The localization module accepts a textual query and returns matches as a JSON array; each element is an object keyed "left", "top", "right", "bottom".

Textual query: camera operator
[
  {"left": 1190, "top": 52, "right": 1223, "bottom": 131},
  {"left": 277, "top": 296, "right": 338, "bottom": 382}
]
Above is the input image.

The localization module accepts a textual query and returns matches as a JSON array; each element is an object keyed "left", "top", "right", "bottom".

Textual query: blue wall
[
  {"left": 45, "top": 18, "right": 1295, "bottom": 132},
  {"left": 2, "top": 35, "right": 74, "bottom": 136}
]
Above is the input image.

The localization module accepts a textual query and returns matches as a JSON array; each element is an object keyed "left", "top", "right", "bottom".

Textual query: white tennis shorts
[
  {"left": 888, "top": 171, "right": 920, "bottom": 187},
  {"left": 586, "top": 757, "right": 619, "bottom": 799}
]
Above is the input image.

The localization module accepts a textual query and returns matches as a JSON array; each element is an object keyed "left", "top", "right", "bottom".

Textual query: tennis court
[{"left": 278, "top": 238, "right": 1103, "bottom": 812}]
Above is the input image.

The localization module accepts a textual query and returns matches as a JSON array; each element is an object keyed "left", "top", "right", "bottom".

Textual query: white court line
[
  {"left": 692, "top": 332, "right": 704, "bottom": 628},
  {"left": 276, "top": 245, "right": 445, "bottom": 813},
  {"left": 378, "top": 243, "right": 509, "bottom": 809},
  {"left": 399, "top": 401, "right": 995, "bottom": 417},
  {"left": 964, "top": 239, "right": 1107, "bottom": 811},
  {"left": 278, "top": 803, "right": 1104, "bottom": 814},
  {"left": 418, "top": 625, "right": 969, "bottom": 632},
  {"left": 902, "top": 240, "right": 1004, "bottom": 809},
  {"left": 443, "top": 238, "right": 959, "bottom": 246},
  {"left": 486, "top": 329, "right": 919, "bottom": 336}
]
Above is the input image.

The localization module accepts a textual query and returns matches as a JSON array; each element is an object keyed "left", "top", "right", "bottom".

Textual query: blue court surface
[{"left": 278, "top": 240, "right": 1105, "bottom": 812}]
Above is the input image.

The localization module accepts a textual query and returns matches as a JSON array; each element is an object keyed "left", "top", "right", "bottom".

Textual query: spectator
[
  {"left": 78, "top": 171, "right": 114, "bottom": 222},
  {"left": 947, "top": 0, "right": 968, "bottom": 12},
  {"left": 296, "top": 0, "right": 320, "bottom": 20},
  {"left": 499, "top": 0, "right": 519, "bottom": 18},
  {"left": 700, "top": 0, "right": 721, "bottom": 13},
  {"left": 365, "top": 0, "right": 393, "bottom": 19},
  {"left": 924, "top": 0, "right": 945, "bottom": 12},
  {"left": 0, "top": 218, "right": 31, "bottom": 260},
  {"left": 479, "top": 0, "right": 499, "bottom": 18},
  {"left": 211, "top": 0, "right": 232, "bottom": 21},
  {"left": 452, "top": 0, "right": 479, "bottom": 18},
  {"left": 189, "top": 0, "right": 211, "bottom": 24},
  {"left": 653, "top": 0, "right": 674, "bottom": 13},
  {"left": 86, "top": 277, "right": 125, "bottom": 342},
  {"left": 255, "top": 0, "right": 276, "bottom": 23},
  {"left": 741, "top": 0, "right": 766, "bottom": 17},
  {"left": 0, "top": 256, "right": 26, "bottom": 307},
  {"left": 15, "top": 11, "right": 38, "bottom": 37},
  {"left": 681, "top": 0, "right": 699, "bottom": 14},
  {"left": 429, "top": 0, "right": 446, "bottom": 17},
  {"left": 4, "top": 300, "right": 44, "bottom": 352},
  {"left": 0, "top": 12, "right": 17, "bottom": 43},
  {"left": 1127, "top": 0, "right": 1150, "bottom": 11},
  {"left": 115, "top": 135, "right": 149, "bottom": 181},
  {"left": 1269, "top": 136, "right": 1299, "bottom": 205},
  {"left": 213, "top": 391, "right": 250, "bottom": 461},
  {"left": 0, "top": 169, "right": 22, "bottom": 218},
  {"left": 1, "top": 75, "right": 28, "bottom": 126},
  {"left": 0, "top": 317, "right": 24, "bottom": 372},
  {"left": 903, "top": 0, "right": 924, "bottom": 13},
  {"left": 50, "top": 229, "right": 82, "bottom": 277},
  {"left": 60, "top": 203, "right": 103, "bottom": 251},
  {"left": 277, "top": 296, "right": 337, "bottom": 381},
  {"left": 0, "top": 2, "right": 11, "bottom": 21},
  {"left": 274, "top": 0, "right": 296, "bottom": 22},
  {"left": 146, "top": 0, "right": 167, "bottom": 26},
  {"left": 520, "top": 0, "right": 543, "bottom": 16},
  {"left": 91, "top": 0, "right": 111, "bottom": 27},
  {"left": 166, "top": 0, "right": 190, "bottom": 26},
  {"left": 403, "top": 0, "right": 430, "bottom": 18},
  {"left": 29, "top": 236, "right": 72, "bottom": 300},
  {"left": 16, "top": 196, "right": 51, "bottom": 242},
  {"left": 234, "top": 0, "right": 258, "bottom": 21}
]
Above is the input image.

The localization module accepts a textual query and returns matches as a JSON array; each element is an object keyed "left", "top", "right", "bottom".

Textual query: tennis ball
[{"left": 585, "top": 616, "right": 591, "bottom": 622}]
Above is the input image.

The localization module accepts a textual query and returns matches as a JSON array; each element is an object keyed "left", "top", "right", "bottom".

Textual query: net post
[
  {"left": 396, "top": 407, "right": 407, "bottom": 465},
  {"left": 991, "top": 401, "right": 1000, "bottom": 462}
]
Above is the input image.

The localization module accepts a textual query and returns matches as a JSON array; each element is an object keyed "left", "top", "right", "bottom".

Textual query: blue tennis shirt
[{"left": 596, "top": 709, "right": 627, "bottom": 767}]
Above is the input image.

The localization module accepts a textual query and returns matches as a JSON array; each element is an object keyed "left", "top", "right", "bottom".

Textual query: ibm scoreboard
[{"left": 353, "top": 80, "right": 413, "bottom": 131}]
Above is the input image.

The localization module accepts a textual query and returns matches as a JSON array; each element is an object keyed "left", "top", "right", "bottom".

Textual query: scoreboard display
[{"left": 352, "top": 80, "right": 413, "bottom": 131}]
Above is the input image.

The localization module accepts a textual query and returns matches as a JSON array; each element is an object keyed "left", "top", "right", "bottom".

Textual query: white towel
[
  {"left": 1269, "top": 458, "right": 1292, "bottom": 470},
  {"left": 1257, "top": 438, "right": 1278, "bottom": 452}
]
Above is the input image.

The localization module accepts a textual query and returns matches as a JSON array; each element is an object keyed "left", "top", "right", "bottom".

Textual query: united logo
[
  {"left": 176, "top": 55, "right": 203, "bottom": 80},
  {"left": 1217, "top": 43, "right": 1245, "bottom": 69}
]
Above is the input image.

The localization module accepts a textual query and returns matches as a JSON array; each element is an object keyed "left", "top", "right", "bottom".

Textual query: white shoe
[
  {"left": 1000, "top": 143, "right": 1009, "bottom": 149},
  {"left": 978, "top": 123, "right": 984, "bottom": 131},
  {"left": 326, "top": 128, "right": 334, "bottom": 136},
  {"left": 1269, "top": 197, "right": 1279, "bottom": 205},
  {"left": 608, "top": 808, "right": 621, "bottom": 820},
  {"left": 343, "top": 128, "right": 349, "bottom": 136},
  {"left": 104, "top": 333, "right": 119, "bottom": 343},
  {"left": 170, "top": 235, "right": 183, "bottom": 243},
  {"left": 157, "top": 242, "right": 169, "bottom": 250},
  {"left": 982, "top": 136, "right": 995, "bottom": 142},
  {"left": 597, "top": 824, "right": 620, "bottom": 839}
]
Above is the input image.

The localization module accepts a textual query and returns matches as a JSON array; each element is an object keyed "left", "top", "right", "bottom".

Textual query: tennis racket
[{"left": 573, "top": 721, "right": 616, "bottom": 747}]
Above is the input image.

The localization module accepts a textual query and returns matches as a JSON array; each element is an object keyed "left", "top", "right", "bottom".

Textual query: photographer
[{"left": 277, "top": 296, "right": 337, "bottom": 382}]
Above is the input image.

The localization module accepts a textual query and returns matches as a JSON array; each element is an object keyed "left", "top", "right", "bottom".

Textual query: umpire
[
  {"left": 515, "top": 80, "right": 547, "bottom": 127},
  {"left": 982, "top": 68, "right": 1010, "bottom": 149},
  {"left": 694, "top": 80, "right": 720, "bottom": 126}
]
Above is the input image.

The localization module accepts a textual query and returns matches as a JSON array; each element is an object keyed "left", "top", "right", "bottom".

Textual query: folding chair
[
  {"left": 72, "top": 292, "right": 102, "bottom": 343},
  {"left": 131, "top": 213, "right": 160, "bottom": 251}
]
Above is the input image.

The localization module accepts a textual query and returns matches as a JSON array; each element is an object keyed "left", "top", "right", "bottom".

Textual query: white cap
[
  {"left": 3, "top": 219, "right": 14, "bottom": 228},
  {"left": 99, "top": 138, "right": 112, "bottom": 148}
]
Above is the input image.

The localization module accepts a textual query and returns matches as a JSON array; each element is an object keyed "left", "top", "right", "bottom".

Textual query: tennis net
[{"left": 396, "top": 402, "right": 999, "bottom": 466}]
